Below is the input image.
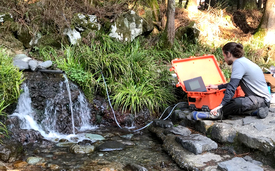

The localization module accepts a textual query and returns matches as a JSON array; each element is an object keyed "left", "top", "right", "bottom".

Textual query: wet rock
[
  {"left": 163, "top": 125, "right": 191, "bottom": 136},
  {"left": 85, "top": 133, "right": 105, "bottom": 141},
  {"left": 0, "top": 140, "right": 24, "bottom": 163},
  {"left": 9, "top": 129, "right": 43, "bottom": 144},
  {"left": 56, "top": 142, "right": 76, "bottom": 148},
  {"left": 210, "top": 123, "right": 237, "bottom": 143},
  {"left": 218, "top": 157, "right": 263, "bottom": 171},
  {"left": 153, "top": 119, "right": 173, "bottom": 128},
  {"left": 48, "top": 163, "right": 60, "bottom": 170},
  {"left": 97, "top": 141, "right": 125, "bottom": 152},
  {"left": 124, "top": 163, "right": 148, "bottom": 171},
  {"left": 175, "top": 134, "right": 218, "bottom": 154},
  {"left": 13, "top": 160, "right": 28, "bottom": 169},
  {"left": 27, "top": 156, "right": 45, "bottom": 165},
  {"left": 162, "top": 134, "right": 225, "bottom": 170},
  {"left": 120, "top": 134, "right": 134, "bottom": 140},
  {"left": 69, "top": 144, "right": 95, "bottom": 154},
  {"left": 84, "top": 159, "right": 124, "bottom": 171},
  {"left": 117, "top": 140, "right": 135, "bottom": 146}
]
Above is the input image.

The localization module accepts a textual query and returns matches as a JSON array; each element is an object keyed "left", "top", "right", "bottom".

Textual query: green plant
[
  {"left": 0, "top": 47, "right": 24, "bottom": 106},
  {"left": 0, "top": 47, "right": 23, "bottom": 140}
]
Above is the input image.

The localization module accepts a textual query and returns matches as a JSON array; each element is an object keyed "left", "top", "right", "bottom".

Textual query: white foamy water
[{"left": 10, "top": 82, "right": 97, "bottom": 142}]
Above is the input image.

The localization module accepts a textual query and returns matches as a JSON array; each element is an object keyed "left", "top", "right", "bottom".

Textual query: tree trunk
[
  {"left": 165, "top": 0, "right": 175, "bottom": 48},
  {"left": 260, "top": 0, "right": 275, "bottom": 45},
  {"left": 258, "top": 0, "right": 263, "bottom": 9},
  {"left": 179, "top": 0, "right": 183, "bottom": 7}
]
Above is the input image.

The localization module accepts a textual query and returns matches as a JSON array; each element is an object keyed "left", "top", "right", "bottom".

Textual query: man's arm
[{"left": 220, "top": 78, "right": 241, "bottom": 106}]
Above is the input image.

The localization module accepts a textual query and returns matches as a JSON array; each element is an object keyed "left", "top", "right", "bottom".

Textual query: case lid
[{"left": 171, "top": 55, "right": 226, "bottom": 87}]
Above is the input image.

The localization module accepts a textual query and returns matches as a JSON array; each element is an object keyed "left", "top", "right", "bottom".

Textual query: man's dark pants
[{"left": 222, "top": 95, "right": 269, "bottom": 117}]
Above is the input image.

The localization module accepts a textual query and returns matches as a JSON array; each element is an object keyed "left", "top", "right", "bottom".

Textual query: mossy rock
[
  {"left": 0, "top": 13, "right": 13, "bottom": 23},
  {"left": 38, "top": 34, "right": 69, "bottom": 49},
  {"left": 72, "top": 13, "right": 101, "bottom": 32},
  {"left": 176, "top": 21, "right": 200, "bottom": 44},
  {"left": 17, "top": 26, "right": 33, "bottom": 49},
  {"left": 0, "top": 31, "right": 24, "bottom": 54}
]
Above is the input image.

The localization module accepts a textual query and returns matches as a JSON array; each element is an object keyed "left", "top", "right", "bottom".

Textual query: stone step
[
  {"left": 173, "top": 108, "right": 275, "bottom": 156},
  {"left": 149, "top": 117, "right": 271, "bottom": 170}
]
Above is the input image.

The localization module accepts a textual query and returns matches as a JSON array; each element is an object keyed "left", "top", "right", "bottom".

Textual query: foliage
[
  {"left": 0, "top": 47, "right": 23, "bottom": 139},
  {"left": 0, "top": 48, "right": 24, "bottom": 106},
  {"left": 39, "top": 36, "right": 176, "bottom": 115}
]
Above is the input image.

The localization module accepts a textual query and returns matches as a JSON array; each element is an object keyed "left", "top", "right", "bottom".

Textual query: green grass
[{"left": 0, "top": 47, "right": 24, "bottom": 139}]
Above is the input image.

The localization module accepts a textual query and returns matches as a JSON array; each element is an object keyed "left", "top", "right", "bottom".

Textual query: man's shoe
[
  {"left": 251, "top": 107, "right": 269, "bottom": 119},
  {"left": 192, "top": 111, "right": 220, "bottom": 120}
]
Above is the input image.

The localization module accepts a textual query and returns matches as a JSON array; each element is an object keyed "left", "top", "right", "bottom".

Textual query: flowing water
[
  {"left": 8, "top": 76, "right": 182, "bottom": 170},
  {"left": 63, "top": 74, "right": 76, "bottom": 135}
]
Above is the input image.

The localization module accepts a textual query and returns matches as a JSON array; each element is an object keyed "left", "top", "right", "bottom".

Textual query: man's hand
[
  {"left": 210, "top": 105, "right": 223, "bottom": 115},
  {"left": 206, "top": 84, "right": 218, "bottom": 89}
]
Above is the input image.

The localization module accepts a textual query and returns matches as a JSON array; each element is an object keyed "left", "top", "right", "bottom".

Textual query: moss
[
  {"left": 38, "top": 34, "right": 68, "bottom": 49},
  {"left": 253, "top": 28, "right": 266, "bottom": 40},
  {"left": 176, "top": 21, "right": 199, "bottom": 44},
  {"left": 17, "top": 27, "right": 32, "bottom": 49}
]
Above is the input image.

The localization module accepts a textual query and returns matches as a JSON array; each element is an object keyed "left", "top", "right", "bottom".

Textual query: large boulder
[{"left": 109, "top": 10, "right": 154, "bottom": 42}]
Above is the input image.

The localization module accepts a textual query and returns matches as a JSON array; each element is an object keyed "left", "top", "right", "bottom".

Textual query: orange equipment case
[{"left": 170, "top": 55, "right": 244, "bottom": 111}]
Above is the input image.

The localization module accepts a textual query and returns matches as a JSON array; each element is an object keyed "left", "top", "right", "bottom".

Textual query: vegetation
[
  {"left": 0, "top": 0, "right": 273, "bottom": 118},
  {"left": 0, "top": 47, "right": 24, "bottom": 138}
]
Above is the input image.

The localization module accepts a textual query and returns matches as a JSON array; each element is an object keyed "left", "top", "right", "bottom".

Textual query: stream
[{"left": 5, "top": 72, "right": 182, "bottom": 170}]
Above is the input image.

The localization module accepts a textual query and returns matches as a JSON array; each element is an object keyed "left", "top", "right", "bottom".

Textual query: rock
[
  {"left": 97, "top": 141, "right": 125, "bottom": 152},
  {"left": 13, "top": 59, "right": 29, "bottom": 70},
  {"left": 175, "top": 134, "right": 218, "bottom": 154},
  {"left": 163, "top": 125, "right": 191, "bottom": 136},
  {"left": 0, "top": 13, "right": 13, "bottom": 23},
  {"left": 13, "top": 54, "right": 32, "bottom": 70},
  {"left": 63, "top": 28, "right": 81, "bottom": 45},
  {"left": 210, "top": 123, "right": 237, "bottom": 143},
  {"left": 13, "top": 160, "right": 28, "bottom": 168},
  {"left": 120, "top": 134, "right": 134, "bottom": 140},
  {"left": 37, "top": 60, "right": 52, "bottom": 69},
  {"left": 85, "top": 134, "right": 105, "bottom": 141},
  {"left": 27, "top": 156, "right": 45, "bottom": 165},
  {"left": 73, "top": 13, "right": 101, "bottom": 32},
  {"left": 0, "top": 140, "right": 24, "bottom": 163},
  {"left": 162, "top": 134, "right": 225, "bottom": 170},
  {"left": 124, "top": 163, "right": 148, "bottom": 171},
  {"left": 69, "top": 144, "right": 95, "bottom": 154},
  {"left": 29, "top": 32, "right": 42, "bottom": 46},
  {"left": 49, "top": 164, "right": 60, "bottom": 170},
  {"left": 218, "top": 157, "right": 263, "bottom": 171},
  {"left": 109, "top": 10, "right": 153, "bottom": 42},
  {"left": 55, "top": 142, "right": 76, "bottom": 148},
  {"left": 243, "top": 156, "right": 263, "bottom": 166},
  {"left": 28, "top": 59, "right": 39, "bottom": 71},
  {"left": 153, "top": 119, "right": 173, "bottom": 128}
]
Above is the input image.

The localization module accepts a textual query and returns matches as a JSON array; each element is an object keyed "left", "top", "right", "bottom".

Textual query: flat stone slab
[
  {"left": 163, "top": 134, "right": 227, "bottom": 170},
  {"left": 218, "top": 157, "right": 263, "bottom": 171},
  {"left": 163, "top": 125, "right": 191, "bottom": 136},
  {"left": 175, "top": 134, "right": 218, "bottom": 154}
]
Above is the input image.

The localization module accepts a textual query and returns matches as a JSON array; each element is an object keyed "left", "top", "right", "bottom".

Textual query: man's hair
[{"left": 222, "top": 42, "right": 244, "bottom": 58}]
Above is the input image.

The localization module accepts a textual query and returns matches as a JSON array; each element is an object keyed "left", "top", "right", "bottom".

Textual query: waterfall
[
  {"left": 10, "top": 79, "right": 96, "bottom": 142},
  {"left": 63, "top": 74, "right": 75, "bottom": 134}
]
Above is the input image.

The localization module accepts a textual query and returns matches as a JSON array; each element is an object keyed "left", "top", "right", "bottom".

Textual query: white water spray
[{"left": 10, "top": 80, "right": 96, "bottom": 142}]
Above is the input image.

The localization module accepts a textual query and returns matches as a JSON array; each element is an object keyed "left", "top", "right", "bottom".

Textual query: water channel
[{"left": 6, "top": 72, "right": 183, "bottom": 170}]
